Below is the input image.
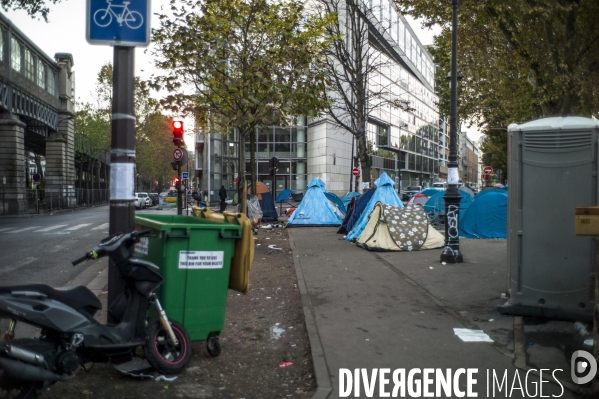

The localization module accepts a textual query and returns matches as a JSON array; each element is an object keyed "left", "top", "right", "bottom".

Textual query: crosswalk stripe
[
  {"left": 34, "top": 225, "right": 68, "bottom": 232},
  {"left": 64, "top": 223, "right": 93, "bottom": 231},
  {"left": 92, "top": 223, "right": 109, "bottom": 230},
  {"left": 6, "top": 227, "right": 41, "bottom": 233},
  {"left": 0, "top": 228, "right": 16, "bottom": 233}
]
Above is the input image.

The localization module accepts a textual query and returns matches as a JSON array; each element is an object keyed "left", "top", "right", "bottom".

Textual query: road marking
[
  {"left": 0, "top": 257, "right": 38, "bottom": 274},
  {"left": 34, "top": 225, "right": 68, "bottom": 232},
  {"left": 64, "top": 223, "right": 93, "bottom": 231},
  {"left": 92, "top": 223, "right": 109, "bottom": 231},
  {"left": 6, "top": 227, "right": 41, "bottom": 234},
  {"left": 0, "top": 228, "right": 16, "bottom": 233}
]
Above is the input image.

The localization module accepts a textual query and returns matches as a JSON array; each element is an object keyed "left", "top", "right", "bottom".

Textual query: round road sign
[
  {"left": 483, "top": 166, "right": 493, "bottom": 175},
  {"left": 173, "top": 148, "right": 184, "bottom": 162},
  {"left": 32, "top": 173, "right": 41, "bottom": 182},
  {"left": 352, "top": 167, "right": 360, "bottom": 177}
]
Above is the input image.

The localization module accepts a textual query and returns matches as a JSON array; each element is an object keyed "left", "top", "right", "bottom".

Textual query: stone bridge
[{"left": 0, "top": 14, "right": 76, "bottom": 214}]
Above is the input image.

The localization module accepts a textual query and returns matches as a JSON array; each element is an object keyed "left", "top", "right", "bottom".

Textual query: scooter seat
[{"left": 0, "top": 284, "right": 102, "bottom": 315}]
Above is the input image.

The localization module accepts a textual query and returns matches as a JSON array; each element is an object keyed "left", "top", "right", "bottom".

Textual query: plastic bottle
[{"left": 574, "top": 321, "right": 589, "bottom": 336}]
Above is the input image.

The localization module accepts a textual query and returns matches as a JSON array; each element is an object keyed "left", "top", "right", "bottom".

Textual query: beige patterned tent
[{"left": 356, "top": 202, "right": 445, "bottom": 251}]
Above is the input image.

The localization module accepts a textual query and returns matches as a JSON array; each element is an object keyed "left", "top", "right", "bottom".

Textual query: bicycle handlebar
[{"left": 72, "top": 252, "right": 92, "bottom": 266}]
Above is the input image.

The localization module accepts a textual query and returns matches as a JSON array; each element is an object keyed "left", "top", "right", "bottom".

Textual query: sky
[{"left": 3, "top": 1, "right": 479, "bottom": 142}]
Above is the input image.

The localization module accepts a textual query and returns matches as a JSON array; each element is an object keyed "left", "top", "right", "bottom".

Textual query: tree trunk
[
  {"left": 357, "top": 127, "right": 371, "bottom": 190},
  {"left": 249, "top": 126, "right": 257, "bottom": 198},
  {"left": 239, "top": 129, "right": 247, "bottom": 214}
]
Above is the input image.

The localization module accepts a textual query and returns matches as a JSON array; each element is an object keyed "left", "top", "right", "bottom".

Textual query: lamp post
[{"left": 441, "top": 0, "right": 463, "bottom": 264}]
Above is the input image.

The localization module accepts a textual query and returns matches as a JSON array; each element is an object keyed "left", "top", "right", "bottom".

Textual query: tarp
[
  {"left": 275, "top": 189, "right": 294, "bottom": 203},
  {"left": 423, "top": 189, "right": 473, "bottom": 221},
  {"left": 247, "top": 182, "right": 278, "bottom": 221},
  {"left": 460, "top": 189, "right": 507, "bottom": 238},
  {"left": 287, "top": 178, "right": 343, "bottom": 227},
  {"left": 324, "top": 192, "right": 346, "bottom": 214},
  {"left": 345, "top": 172, "right": 404, "bottom": 241},
  {"left": 356, "top": 202, "right": 445, "bottom": 251},
  {"left": 341, "top": 192, "right": 361, "bottom": 208}
]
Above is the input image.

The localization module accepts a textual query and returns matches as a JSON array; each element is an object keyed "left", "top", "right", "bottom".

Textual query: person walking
[{"left": 219, "top": 185, "right": 227, "bottom": 213}]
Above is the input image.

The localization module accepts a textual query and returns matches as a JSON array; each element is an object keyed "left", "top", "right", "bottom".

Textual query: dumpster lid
[
  {"left": 508, "top": 117, "right": 599, "bottom": 133},
  {"left": 135, "top": 214, "right": 241, "bottom": 231}
]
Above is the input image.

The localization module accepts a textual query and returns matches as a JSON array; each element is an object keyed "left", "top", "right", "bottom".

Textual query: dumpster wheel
[{"left": 206, "top": 336, "right": 222, "bottom": 357}]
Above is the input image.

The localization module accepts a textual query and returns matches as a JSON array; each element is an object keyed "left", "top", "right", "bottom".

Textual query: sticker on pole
[
  {"left": 179, "top": 251, "right": 224, "bottom": 269},
  {"left": 134, "top": 237, "right": 149, "bottom": 255}
]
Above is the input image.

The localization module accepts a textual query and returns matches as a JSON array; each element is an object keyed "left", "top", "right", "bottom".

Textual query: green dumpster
[{"left": 133, "top": 214, "right": 241, "bottom": 342}]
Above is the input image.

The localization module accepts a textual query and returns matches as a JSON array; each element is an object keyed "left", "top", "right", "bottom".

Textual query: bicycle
[{"left": 93, "top": 1, "right": 143, "bottom": 29}]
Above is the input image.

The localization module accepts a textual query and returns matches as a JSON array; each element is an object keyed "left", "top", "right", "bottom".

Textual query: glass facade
[{"left": 202, "top": 117, "right": 308, "bottom": 202}]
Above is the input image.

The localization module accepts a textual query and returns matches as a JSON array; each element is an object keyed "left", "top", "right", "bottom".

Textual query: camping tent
[
  {"left": 341, "top": 192, "right": 361, "bottom": 208},
  {"left": 423, "top": 188, "right": 473, "bottom": 220},
  {"left": 275, "top": 189, "right": 294, "bottom": 203},
  {"left": 345, "top": 172, "right": 404, "bottom": 241},
  {"left": 247, "top": 182, "right": 278, "bottom": 221},
  {"left": 459, "top": 189, "right": 507, "bottom": 238},
  {"left": 324, "top": 192, "right": 346, "bottom": 214},
  {"left": 420, "top": 187, "right": 442, "bottom": 197},
  {"left": 356, "top": 202, "right": 445, "bottom": 251},
  {"left": 406, "top": 193, "right": 429, "bottom": 207},
  {"left": 337, "top": 190, "right": 374, "bottom": 235},
  {"left": 286, "top": 178, "right": 343, "bottom": 227}
]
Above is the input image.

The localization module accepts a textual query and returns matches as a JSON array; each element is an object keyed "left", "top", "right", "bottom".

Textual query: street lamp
[{"left": 440, "top": 0, "right": 463, "bottom": 264}]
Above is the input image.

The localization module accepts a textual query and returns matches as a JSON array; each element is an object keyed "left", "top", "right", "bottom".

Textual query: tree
[
  {"left": 312, "top": 0, "right": 415, "bottom": 186},
  {"left": 151, "top": 0, "right": 335, "bottom": 212},
  {"left": 1, "top": 0, "right": 63, "bottom": 21},
  {"left": 395, "top": 0, "right": 599, "bottom": 178}
]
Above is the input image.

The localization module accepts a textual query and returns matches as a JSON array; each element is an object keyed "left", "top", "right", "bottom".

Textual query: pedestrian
[{"left": 219, "top": 185, "right": 227, "bottom": 213}]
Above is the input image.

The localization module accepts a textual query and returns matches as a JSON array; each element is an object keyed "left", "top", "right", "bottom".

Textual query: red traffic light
[{"left": 172, "top": 120, "right": 184, "bottom": 146}]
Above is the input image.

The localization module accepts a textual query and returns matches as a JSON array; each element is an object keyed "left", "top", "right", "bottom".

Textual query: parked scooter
[{"left": 0, "top": 230, "right": 192, "bottom": 398}]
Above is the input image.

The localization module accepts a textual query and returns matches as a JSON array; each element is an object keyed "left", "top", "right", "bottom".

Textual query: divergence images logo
[{"left": 571, "top": 350, "right": 597, "bottom": 385}]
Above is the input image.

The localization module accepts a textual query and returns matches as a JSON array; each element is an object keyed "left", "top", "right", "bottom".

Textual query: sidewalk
[{"left": 289, "top": 228, "right": 588, "bottom": 398}]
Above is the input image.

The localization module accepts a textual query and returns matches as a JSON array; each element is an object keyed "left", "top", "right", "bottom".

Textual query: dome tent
[
  {"left": 247, "top": 182, "right": 278, "bottom": 221},
  {"left": 459, "top": 189, "right": 508, "bottom": 238},
  {"left": 345, "top": 172, "right": 404, "bottom": 241},
  {"left": 423, "top": 187, "right": 473, "bottom": 221},
  {"left": 286, "top": 178, "right": 343, "bottom": 227}
]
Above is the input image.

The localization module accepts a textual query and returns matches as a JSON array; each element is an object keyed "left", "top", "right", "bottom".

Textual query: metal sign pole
[{"left": 108, "top": 46, "right": 136, "bottom": 323}]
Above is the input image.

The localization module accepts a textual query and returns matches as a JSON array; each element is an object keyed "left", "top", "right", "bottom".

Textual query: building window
[
  {"left": 47, "top": 70, "right": 56, "bottom": 95},
  {"left": 377, "top": 125, "right": 389, "bottom": 147},
  {"left": 10, "top": 37, "right": 21, "bottom": 72},
  {"left": 37, "top": 60, "right": 46, "bottom": 88},
  {"left": 24, "top": 49, "right": 34, "bottom": 81}
]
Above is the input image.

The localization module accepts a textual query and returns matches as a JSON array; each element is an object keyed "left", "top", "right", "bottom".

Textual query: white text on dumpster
[{"left": 179, "top": 251, "right": 224, "bottom": 269}]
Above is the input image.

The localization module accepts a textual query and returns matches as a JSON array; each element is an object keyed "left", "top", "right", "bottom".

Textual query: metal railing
[{"left": 1, "top": 189, "right": 110, "bottom": 215}]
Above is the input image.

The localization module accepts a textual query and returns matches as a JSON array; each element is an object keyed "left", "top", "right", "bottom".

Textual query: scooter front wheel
[
  {"left": 0, "top": 370, "right": 42, "bottom": 399},
  {"left": 145, "top": 319, "right": 192, "bottom": 374}
]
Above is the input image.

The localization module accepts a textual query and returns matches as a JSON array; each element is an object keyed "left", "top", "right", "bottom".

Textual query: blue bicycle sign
[
  {"left": 86, "top": 0, "right": 151, "bottom": 46},
  {"left": 93, "top": 1, "right": 143, "bottom": 29}
]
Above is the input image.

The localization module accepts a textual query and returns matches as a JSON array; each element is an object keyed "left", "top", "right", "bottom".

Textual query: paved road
[{"left": 0, "top": 206, "right": 129, "bottom": 289}]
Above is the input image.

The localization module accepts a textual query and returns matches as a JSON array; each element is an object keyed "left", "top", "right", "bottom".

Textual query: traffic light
[
  {"left": 172, "top": 120, "right": 184, "bottom": 146},
  {"left": 483, "top": 174, "right": 488, "bottom": 180},
  {"left": 174, "top": 177, "right": 181, "bottom": 191}
]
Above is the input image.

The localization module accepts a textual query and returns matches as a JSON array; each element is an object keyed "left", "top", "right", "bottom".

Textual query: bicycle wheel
[
  {"left": 124, "top": 11, "right": 143, "bottom": 29},
  {"left": 93, "top": 9, "right": 113, "bottom": 27}
]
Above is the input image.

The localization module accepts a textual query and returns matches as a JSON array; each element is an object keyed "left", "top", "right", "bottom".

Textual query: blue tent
[
  {"left": 421, "top": 187, "right": 442, "bottom": 197},
  {"left": 275, "top": 189, "right": 294, "bottom": 203},
  {"left": 460, "top": 189, "right": 507, "bottom": 238},
  {"left": 341, "top": 192, "right": 361, "bottom": 208},
  {"left": 338, "top": 189, "right": 375, "bottom": 235},
  {"left": 345, "top": 172, "right": 404, "bottom": 241},
  {"left": 423, "top": 188, "right": 473, "bottom": 221},
  {"left": 287, "top": 178, "right": 343, "bottom": 227},
  {"left": 324, "top": 192, "right": 346, "bottom": 214}
]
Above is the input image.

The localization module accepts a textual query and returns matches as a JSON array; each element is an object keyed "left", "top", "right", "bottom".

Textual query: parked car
[
  {"left": 431, "top": 182, "right": 447, "bottom": 190},
  {"left": 134, "top": 192, "right": 146, "bottom": 209},
  {"left": 148, "top": 193, "right": 159, "bottom": 206},
  {"left": 401, "top": 186, "right": 422, "bottom": 201},
  {"left": 138, "top": 192, "right": 150, "bottom": 207}
]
